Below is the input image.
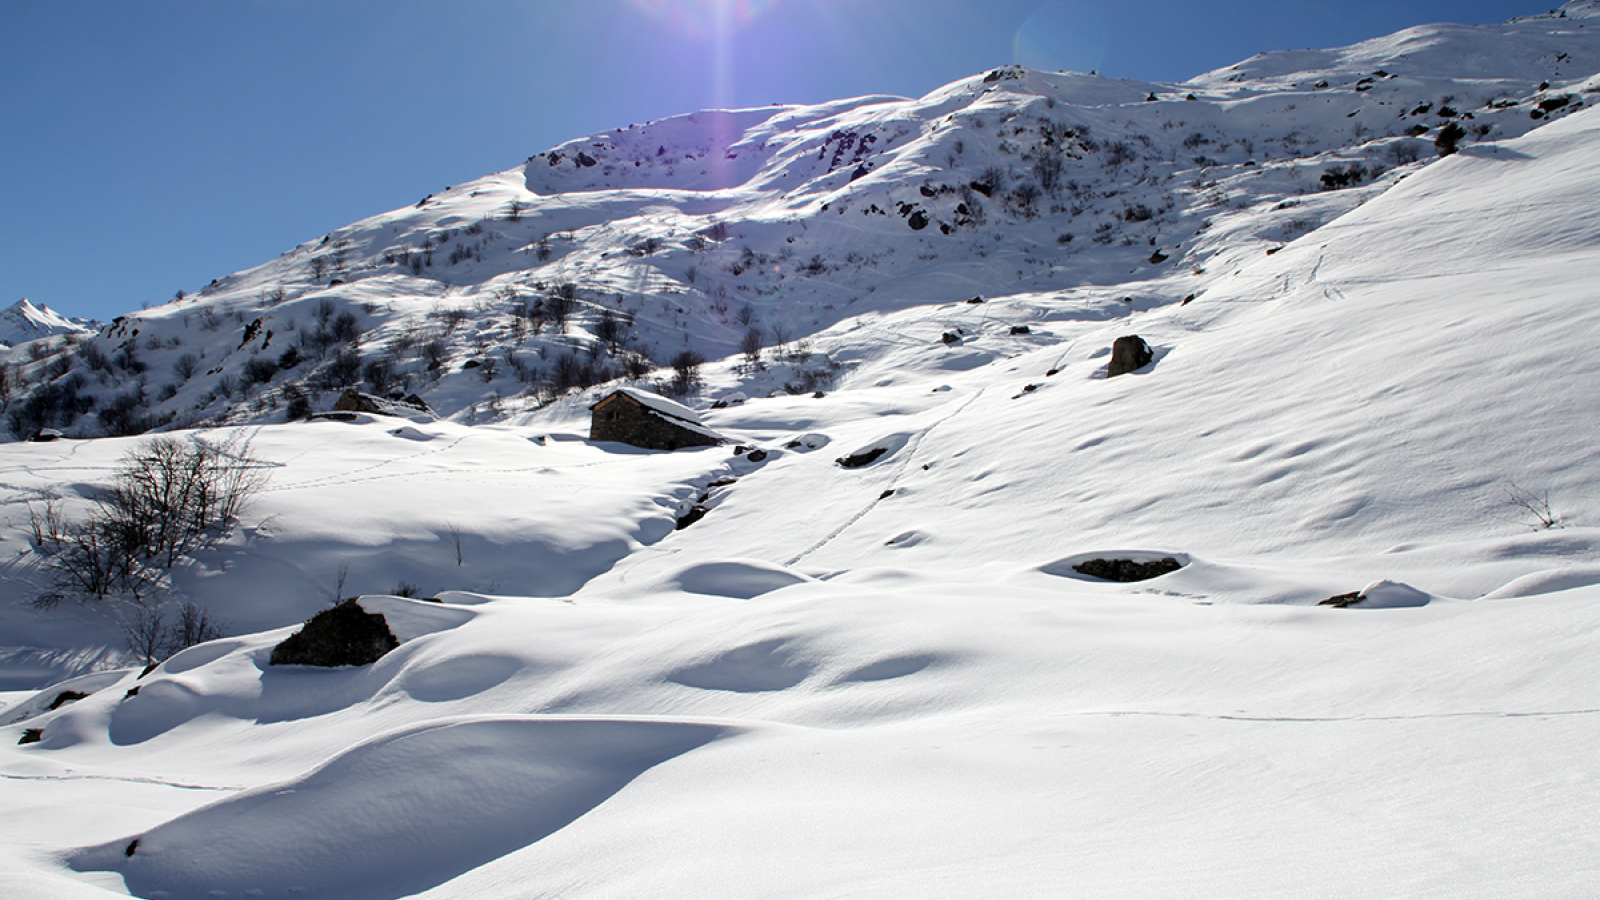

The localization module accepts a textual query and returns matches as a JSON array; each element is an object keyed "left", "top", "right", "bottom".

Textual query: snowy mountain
[
  {"left": 3, "top": 5, "right": 1600, "bottom": 899},
  {"left": 0, "top": 299, "right": 97, "bottom": 349},
  {"left": 3, "top": 2, "right": 1596, "bottom": 440}
]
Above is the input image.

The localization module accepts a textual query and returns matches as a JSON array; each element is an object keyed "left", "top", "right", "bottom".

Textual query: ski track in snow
[{"left": 785, "top": 386, "right": 987, "bottom": 567}]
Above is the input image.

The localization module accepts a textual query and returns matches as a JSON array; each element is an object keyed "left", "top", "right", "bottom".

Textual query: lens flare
[
  {"left": 628, "top": 0, "right": 781, "bottom": 39},
  {"left": 1013, "top": 1, "right": 1109, "bottom": 74}
]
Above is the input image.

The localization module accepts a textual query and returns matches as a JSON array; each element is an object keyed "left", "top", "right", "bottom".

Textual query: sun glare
[{"left": 627, "top": 0, "right": 781, "bottom": 39}]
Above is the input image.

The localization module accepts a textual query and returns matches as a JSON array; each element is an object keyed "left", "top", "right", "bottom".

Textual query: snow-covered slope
[{"left": 3, "top": 5, "right": 1600, "bottom": 899}]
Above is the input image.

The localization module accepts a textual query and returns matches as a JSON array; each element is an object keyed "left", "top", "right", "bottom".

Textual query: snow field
[{"left": 2, "top": 6, "right": 1600, "bottom": 897}]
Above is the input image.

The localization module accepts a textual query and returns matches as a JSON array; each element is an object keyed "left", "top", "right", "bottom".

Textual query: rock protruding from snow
[
  {"left": 1106, "top": 336, "right": 1153, "bottom": 378},
  {"left": 269, "top": 599, "right": 400, "bottom": 667},
  {"left": 1071, "top": 557, "right": 1184, "bottom": 582}
]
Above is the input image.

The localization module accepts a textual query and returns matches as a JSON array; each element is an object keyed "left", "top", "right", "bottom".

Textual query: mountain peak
[{"left": 0, "top": 298, "right": 97, "bottom": 348}]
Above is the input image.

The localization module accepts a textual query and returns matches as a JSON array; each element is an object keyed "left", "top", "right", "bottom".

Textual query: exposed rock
[
  {"left": 837, "top": 447, "right": 889, "bottom": 468},
  {"left": 676, "top": 505, "right": 710, "bottom": 530},
  {"left": 269, "top": 599, "right": 400, "bottom": 667},
  {"left": 941, "top": 332, "right": 961, "bottom": 345},
  {"left": 46, "top": 690, "right": 88, "bottom": 710},
  {"left": 1318, "top": 591, "right": 1366, "bottom": 608},
  {"left": 19, "top": 728, "right": 42, "bottom": 745},
  {"left": 1010, "top": 325, "right": 1031, "bottom": 334},
  {"left": 1071, "top": 557, "right": 1183, "bottom": 582},
  {"left": 1106, "top": 335, "right": 1153, "bottom": 378}
]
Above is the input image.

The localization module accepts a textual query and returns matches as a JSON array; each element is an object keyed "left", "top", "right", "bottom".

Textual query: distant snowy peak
[{"left": 0, "top": 299, "right": 97, "bottom": 348}]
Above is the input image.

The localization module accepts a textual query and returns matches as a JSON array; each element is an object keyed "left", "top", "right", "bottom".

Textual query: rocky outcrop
[{"left": 269, "top": 599, "right": 400, "bottom": 667}]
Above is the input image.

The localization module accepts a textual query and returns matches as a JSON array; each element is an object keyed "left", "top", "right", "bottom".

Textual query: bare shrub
[
  {"left": 667, "top": 350, "right": 706, "bottom": 397},
  {"left": 1500, "top": 482, "right": 1561, "bottom": 530},
  {"left": 37, "top": 433, "right": 270, "bottom": 604}
]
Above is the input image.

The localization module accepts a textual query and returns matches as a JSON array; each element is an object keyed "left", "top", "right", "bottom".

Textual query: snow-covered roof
[{"left": 596, "top": 387, "right": 706, "bottom": 426}]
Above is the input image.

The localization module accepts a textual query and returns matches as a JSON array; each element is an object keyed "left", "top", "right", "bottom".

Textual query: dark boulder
[
  {"left": 837, "top": 447, "right": 889, "bottom": 468},
  {"left": 1071, "top": 557, "right": 1183, "bottom": 582},
  {"left": 269, "top": 599, "right": 400, "bottom": 667},
  {"left": 47, "top": 691, "right": 88, "bottom": 710},
  {"left": 676, "top": 505, "right": 710, "bottom": 530},
  {"left": 1106, "top": 335, "right": 1153, "bottom": 378},
  {"left": 1318, "top": 591, "right": 1365, "bottom": 608}
]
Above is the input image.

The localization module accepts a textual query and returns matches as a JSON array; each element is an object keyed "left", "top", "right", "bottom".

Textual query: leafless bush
[
  {"left": 1500, "top": 482, "right": 1561, "bottom": 530},
  {"left": 122, "top": 601, "right": 225, "bottom": 666},
  {"left": 740, "top": 326, "right": 764, "bottom": 368},
  {"left": 667, "top": 350, "right": 706, "bottom": 397},
  {"left": 26, "top": 499, "right": 67, "bottom": 550},
  {"left": 35, "top": 432, "right": 270, "bottom": 605},
  {"left": 169, "top": 601, "right": 225, "bottom": 651}
]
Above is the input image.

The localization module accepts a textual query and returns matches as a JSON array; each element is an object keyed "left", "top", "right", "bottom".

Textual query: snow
[
  {"left": 0, "top": 298, "right": 96, "bottom": 349},
  {"left": 3, "top": 5, "right": 1600, "bottom": 898},
  {"left": 606, "top": 386, "right": 706, "bottom": 425}
]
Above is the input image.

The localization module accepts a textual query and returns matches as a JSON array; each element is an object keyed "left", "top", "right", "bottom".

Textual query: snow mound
[
  {"left": 1483, "top": 566, "right": 1600, "bottom": 599},
  {"left": 355, "top": 595, "right": 476, "bottom": 642},
  {"left": 1353, "top": 579, "right": 1434, "bottom": 609},
  {"left": 659, "top": 558, "right": 815, "bottom": 599},
  {"left": 72, "top": 717, "right": 729, "bottom": 900},
  {"left": 667, "top": 638, "right": 815, "bottom": 692}
]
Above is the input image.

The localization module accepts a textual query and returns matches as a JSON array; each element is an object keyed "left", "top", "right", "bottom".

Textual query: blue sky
[{"left": 2, "top": 0, "right": 1548, "bottom": 321}]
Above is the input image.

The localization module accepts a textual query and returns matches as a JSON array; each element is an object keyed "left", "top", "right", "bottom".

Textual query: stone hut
[
  {"left": 590, "top": 388, "right": 723, "bottom": 451},
  {"left": 330, "top": 389, "right": 434, "bottom": 418}
]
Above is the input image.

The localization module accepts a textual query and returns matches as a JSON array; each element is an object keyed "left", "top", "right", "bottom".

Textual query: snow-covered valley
[{"left": 4, "top": 4, "right": 1600, "bottom": 898}]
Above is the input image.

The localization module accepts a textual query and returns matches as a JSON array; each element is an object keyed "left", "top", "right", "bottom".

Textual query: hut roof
[{"left": 592, "top": 388, "right": 723, "bottom": 443}]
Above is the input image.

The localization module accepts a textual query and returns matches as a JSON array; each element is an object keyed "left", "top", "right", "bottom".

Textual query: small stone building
[
  {"left": 590, "top": 388, "right": 723, "bottom": 451},
  {"left": 331, "top": 389, "right": 433, "bottom": 418}
]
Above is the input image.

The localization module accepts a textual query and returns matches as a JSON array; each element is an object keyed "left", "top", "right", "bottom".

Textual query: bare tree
[
  {"left": 169, "top": 602, "right": 224, "bottom": 652},
  {"left": 668, "top": 350, "right": 706, "bottom": 397},
  {"left": 740, "top": 326, "right": 764, "bottom": 368},
  {"left": 123, "top": 603, "right": 167, "bottom": 667}
]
